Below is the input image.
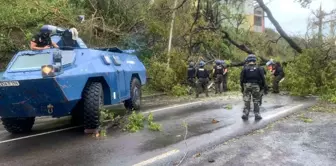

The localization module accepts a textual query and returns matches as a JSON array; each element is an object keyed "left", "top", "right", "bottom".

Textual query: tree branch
[
  {"left": 256, "top": 0, "right": 303, "bottom": 54},
  {"left": 173, "top": 0, "right": 188, "bottom": 10}
]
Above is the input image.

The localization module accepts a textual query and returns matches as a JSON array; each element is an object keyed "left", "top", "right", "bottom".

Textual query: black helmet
[
  {"left": 199, "top": 61, "right": 205, "bottom": 67},
  {"left": 189, "top": 62, "right": 195, "bottom": 67},
  {"left": 245, "top": 54, "right": 257, "bottom": 63}
]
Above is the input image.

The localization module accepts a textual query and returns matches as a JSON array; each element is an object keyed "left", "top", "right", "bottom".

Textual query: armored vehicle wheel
[
  {"left": 124, "top": 77, "right": 142, "bottom": 111},
  {"left": 83, "top": 82, "right": 103, "bottom": 130},
  {"left": 71, "top": 100, "right": 84, "bottom": 125},
  {"left": 1, "top": 117, "right": 35, "bottom": 134}
]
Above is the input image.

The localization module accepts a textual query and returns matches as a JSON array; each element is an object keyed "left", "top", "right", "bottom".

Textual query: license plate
[{"left": 0, "top": 81, "right": 20, "bottom": 87}]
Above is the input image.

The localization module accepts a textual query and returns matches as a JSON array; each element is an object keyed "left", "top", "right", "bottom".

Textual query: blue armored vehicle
[{"left": 0, "top": 25, "right": 147, "bottom": 133}]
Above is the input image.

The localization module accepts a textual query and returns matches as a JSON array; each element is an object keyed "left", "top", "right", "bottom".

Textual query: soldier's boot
[
  {"left": 253, "top": 103, "right": 262, "bottom": 120},
  {"left": 242, "top": 107, "right": 250, "bottom": 120},
  {"left": 242, "top": 111, "right": 249, "bottom": 120},
  {"left": 255, "top": 113, "right": 262, "bottom": 120}
]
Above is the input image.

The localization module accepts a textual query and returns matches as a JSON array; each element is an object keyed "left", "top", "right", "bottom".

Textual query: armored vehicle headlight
[{"left": 41, "top": 65, "right": 55, "bottom": 77}]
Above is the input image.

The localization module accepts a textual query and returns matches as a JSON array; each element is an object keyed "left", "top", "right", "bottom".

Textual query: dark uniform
[
  {"left": 240, "top": 54, "right": 267, "bottom": 120},
  {"left": 213, "top": 60, "right": 224, "bottom": 94},
  {"left": 222, "top": 61, "right": 228, "bottom": 92},
  {"left": 272, "top": 62, "right": 285, "bottom": 93},
  {"left": 196, "top": 61, "right": 210, "bottom": 98},
  {"left": 187, "top": 62, "right": 196, "bottom": 94},
  {"left": 31, "top": 32, "right": 53, "bottom": 48},
  {"left": 259, "top": 66, "right": 267, "bottom": 106}
]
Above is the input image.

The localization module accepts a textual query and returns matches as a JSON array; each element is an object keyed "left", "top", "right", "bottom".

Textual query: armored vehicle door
[{"left": 110, "top": 54, "right": 128, "bottom": 100}]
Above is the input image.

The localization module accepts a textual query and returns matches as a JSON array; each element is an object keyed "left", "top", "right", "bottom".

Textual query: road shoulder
[{"left": 181, "top": 102, "right": 336, "bottom": 166}]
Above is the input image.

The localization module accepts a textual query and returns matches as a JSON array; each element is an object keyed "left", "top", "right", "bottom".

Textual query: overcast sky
[{"left": 264, "top": 0, "right": 336, "bottom": 35}]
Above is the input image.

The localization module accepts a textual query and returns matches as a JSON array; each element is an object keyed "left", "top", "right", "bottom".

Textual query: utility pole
[{"left": 167, "top": 0, "right": 178, "bottom": 68}]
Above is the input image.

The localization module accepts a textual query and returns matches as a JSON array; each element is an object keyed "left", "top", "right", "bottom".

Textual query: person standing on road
[
  {"left": 196, "top": 61, "right": 210, "bottom": 98},
  {"left": 240, "top": 54, "right": 268, "bottom": 121},
  {"left": 222, "top": 60, "right": 228, "bottom": 92},
  {"left": 266, "top": 60, "right": 285, "bottom": 93},
  {"left": 212, "top": 60, "right": 224, "bottom": 94},
  {"left": 259, "top": 65, "right": 267, "bottom": 106},
  {"left": 187, "top": 61, "right": 196, "bottom": 95}
]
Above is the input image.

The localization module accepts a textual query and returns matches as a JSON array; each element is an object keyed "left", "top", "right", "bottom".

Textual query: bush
[
  {"left": 146, "top": 50, "right": 187, "bottom": 94},
  {"left": 282, "top": 49, "right": 336, "bottom": 103},
  {"left": 170, "top": 84, "right": 188, "bottom": 96},
  {"left": 227, "top": 67, "right": 241, "bottom": 91}
]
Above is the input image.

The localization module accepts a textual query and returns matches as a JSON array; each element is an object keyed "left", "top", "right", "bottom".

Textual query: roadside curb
[
  {"left": 134, "top": 99, "right": 317, "bottom": 166},
  {"left": 142, "top": 93, "right": 166, "bottom": 99}
]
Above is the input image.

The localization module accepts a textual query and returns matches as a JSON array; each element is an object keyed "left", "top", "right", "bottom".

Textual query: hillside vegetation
[{"left": 0, "top": 0, "right": 335, "bottom": 102}]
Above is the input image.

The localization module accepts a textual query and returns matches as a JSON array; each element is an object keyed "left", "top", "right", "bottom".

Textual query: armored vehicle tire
[
  {"left": 1, "top": 117, "right": 35, "bottom": 134},
  {"left": 83, "top": 82, "right": 103, "bottom": 130},
  {"left": 124, "top": 77, "right": 142, "bottom": 111},
  {"left": 71, "top": 100, "right": 84, "bottom": 125}
]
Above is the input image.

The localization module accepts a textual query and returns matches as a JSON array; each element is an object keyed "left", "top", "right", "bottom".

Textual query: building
[
  {"left": 191, "top": 0, "right": 265, "bottom": 32},
  {"left": 221, "top": 0, "right": 265, "bottom": 33}
]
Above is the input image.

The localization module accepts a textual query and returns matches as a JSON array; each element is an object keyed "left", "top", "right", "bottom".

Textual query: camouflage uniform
[
  {"left": 243, "top": 83, "right": 261, "bottom": 117},
  {"left": 213, "top": 61, "right": 224, "bottom": 94},
  {"left": 240, "top": 54, "right": 267, "bottom": 120}
]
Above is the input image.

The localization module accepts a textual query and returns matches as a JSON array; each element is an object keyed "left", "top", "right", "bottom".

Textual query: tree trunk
[{"left": 256, "top": 0, "right": 303, "bottom": 54}]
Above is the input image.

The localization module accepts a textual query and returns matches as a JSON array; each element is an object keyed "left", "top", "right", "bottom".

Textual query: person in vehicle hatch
[{"left": 30, "top": 25, "right": 59, "bottom": 50}]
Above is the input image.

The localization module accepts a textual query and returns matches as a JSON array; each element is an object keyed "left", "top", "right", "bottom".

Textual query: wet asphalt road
[{"left": 0, "top": 93, "right": 316, "bottom": 166}]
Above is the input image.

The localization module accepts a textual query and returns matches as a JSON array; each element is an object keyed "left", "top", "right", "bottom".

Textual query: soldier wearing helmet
[
  {"left": 212, "top": 60, "right": 224, "bottom": 94},
  {"left": 195, "top": 61, "right": 210, "bottom": 98},
  {"left": 266, "top": 60, "right": 285, "bottom": 93},
  {"left": 187, "top": 61, "right": 196, "bottom": 94},
  {"left": 240, "top": 54, "right": 267, "bottom": 121},
  {"left": 221, "top": 60, "right": 228, "bottom": 92},
  {"left": 30, "top": 25, "right": 59, "bottom": 50}
]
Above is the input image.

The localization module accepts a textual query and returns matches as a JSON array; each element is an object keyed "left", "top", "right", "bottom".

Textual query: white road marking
[
  {"left": 133, "top": 149, "right": 180, "bottom": 166},
  {"left": 0, "top": 126, "right": 81, "bottom": 144},
  {"left": 142, "top": 100, "right": 205, "bottom": 114}
]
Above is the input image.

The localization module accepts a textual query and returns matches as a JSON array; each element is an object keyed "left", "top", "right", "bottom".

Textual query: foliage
[
  {"left": 227, "top": 67, "right": 241, "bottom": 91},
  {"left": 99, "top": 107, "right": 115, "bottom": 122},
  {"left": 282, "top": 48, "right": 336, "bottom": 102},
  {"left": 147, "top": 113, "right": 161, "bottom": 131},
  {"left": 124, "top": 112, "right": 162, "bottom": 132},
  {"left": 1, "top": 0, "right": 335, "bottom": 103},
  {"left": 125, "top": 111, "right": 145, "bottom": 133},
  {"left": 171, "top": 84, "right": 189, "bottom": 97}
]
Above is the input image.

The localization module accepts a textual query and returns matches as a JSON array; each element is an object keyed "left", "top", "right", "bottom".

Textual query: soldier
[
  {"left": 196, "top": 61, "right": 210, "bottom": 98},
  {"left": 187, "top": 62, "right": 196, "bottom": 95},
  {"left": 259, "top": 66, "right": 267, "bottom": 106},
  {"left": 222, "top": 60, "right": 228, "bottom": 92},
  {"left": 240, "top": 54, "right": 268, "bottom": 120},
  {"left": 212, "top": 60, "right": 224, "bottom": 94},
  {"left": 266, "top": 60, "right": 285, "bottom": 93}
]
